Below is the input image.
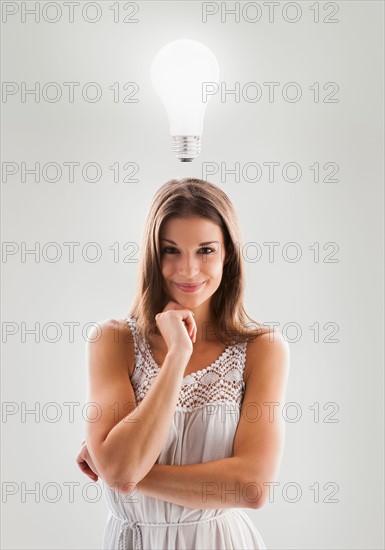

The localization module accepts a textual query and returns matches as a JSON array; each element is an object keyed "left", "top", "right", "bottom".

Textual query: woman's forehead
[{"left": 160, "top": 217, "right": 223, "bottom": 243}]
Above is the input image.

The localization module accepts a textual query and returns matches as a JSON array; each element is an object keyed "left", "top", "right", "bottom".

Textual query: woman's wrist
[{"left": 166, "top": 346, "right": 192, "bottom": 362}]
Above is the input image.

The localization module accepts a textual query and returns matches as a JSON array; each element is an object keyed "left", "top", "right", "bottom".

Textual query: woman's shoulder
[
  {"left": 246, "top": 326, "right": 288, "bottom": 349},
  {"left": 88, "top": 317, "right": 135, "bottom": 353},
  {"left": 244, "top": 328, "right": 290, "bottom": 380},
  {"left": 88, "top": 317, "right": 136, "bottom": 376},
  {"left": 91, "top": 316, "right": 133, "bottom": 335}
]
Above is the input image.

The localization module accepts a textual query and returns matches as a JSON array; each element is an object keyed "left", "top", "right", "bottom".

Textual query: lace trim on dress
[{"left": 124, "top": 316, "right": 247, "bottom": 413}]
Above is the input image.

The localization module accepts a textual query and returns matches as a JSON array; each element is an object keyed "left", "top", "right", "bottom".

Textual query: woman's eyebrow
[{"left": 160, "top": 239, "right": 220, "bottom": 246}]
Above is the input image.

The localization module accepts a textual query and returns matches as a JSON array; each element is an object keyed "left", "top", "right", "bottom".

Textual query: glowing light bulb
[{"left": 151, "top": 39, "right": 220, "bottom": 162}]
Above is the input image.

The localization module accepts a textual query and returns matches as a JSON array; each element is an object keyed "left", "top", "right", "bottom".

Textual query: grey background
[{"left": 1, "top": 1, "right": 384, "bottom": 549}]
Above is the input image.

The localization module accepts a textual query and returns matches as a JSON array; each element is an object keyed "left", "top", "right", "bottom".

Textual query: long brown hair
[{"left": 127, "top": 178, "right": 271, "bottom": 345}]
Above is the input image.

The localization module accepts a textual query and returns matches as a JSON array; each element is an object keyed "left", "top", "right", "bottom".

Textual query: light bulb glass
[{"left": 151, "top": 39, "right": 220, "bottom": 161}]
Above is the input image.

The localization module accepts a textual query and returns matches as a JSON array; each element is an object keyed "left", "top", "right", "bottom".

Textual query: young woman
[{"left": 76, "top": 178, "right": 290, "bottom": 549}]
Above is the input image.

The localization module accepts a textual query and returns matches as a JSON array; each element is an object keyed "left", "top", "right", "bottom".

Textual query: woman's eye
[{"left": 161, "top": 247, "right": 215, "bottom": 255}]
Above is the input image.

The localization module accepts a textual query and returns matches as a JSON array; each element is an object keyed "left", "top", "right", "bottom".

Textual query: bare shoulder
[
  {"left": 244, "top": 329, "right": 290, "bottom": 382},
  {"left": 87, "top": 317, "right": 135, "bottom": 377}
]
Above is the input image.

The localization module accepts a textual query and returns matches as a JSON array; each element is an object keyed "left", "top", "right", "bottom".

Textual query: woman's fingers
[
  {"left": 76, "top": 442, "right": 99, "bottom": 481},
  {"left": 78, "top": 458, "right": 98, "bottom": 481},
  {"left": 185, "top": 311, "right": 196, "bottom": 342}
]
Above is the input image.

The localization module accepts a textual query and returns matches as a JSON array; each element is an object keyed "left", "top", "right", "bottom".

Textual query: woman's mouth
[{"left": 174, "top": 281, "right": 205, "bottom": 293}]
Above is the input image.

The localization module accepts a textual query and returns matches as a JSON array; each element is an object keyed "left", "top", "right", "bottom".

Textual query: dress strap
[
  {"left": 124, "top": 316, "right": 140, "bottom": 357},
  {"left": 124, "top": 316, "right": 152, "bottom": 376}
]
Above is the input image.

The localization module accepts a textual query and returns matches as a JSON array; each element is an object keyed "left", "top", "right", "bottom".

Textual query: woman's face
[{"left": 159, "top": 216, "right": 226, "bottom": 308}]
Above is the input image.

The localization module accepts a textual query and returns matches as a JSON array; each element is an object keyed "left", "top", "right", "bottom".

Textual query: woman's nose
[{"left": 177, "top": 254, "right": 200, "bottom": 276}]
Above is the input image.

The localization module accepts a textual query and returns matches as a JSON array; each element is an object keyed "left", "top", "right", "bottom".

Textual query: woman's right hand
[{"left": 155, "top": 301, "right": 197, "bottom": 355}]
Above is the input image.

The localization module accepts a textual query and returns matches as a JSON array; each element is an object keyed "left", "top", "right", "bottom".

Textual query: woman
[{"left": 76, "top": 178, "right": 290, "bottom": 549}]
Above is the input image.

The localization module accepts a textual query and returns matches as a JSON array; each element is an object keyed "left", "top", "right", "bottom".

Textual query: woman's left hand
[{"left": 76, "top": 439, "right": 99, "bottom": 482}]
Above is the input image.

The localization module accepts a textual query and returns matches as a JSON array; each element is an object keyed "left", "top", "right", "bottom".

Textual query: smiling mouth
[
  {"left": 175, "top": 282, "right": 204, "bottom": 287},
  {"left": 174, "top": 281, "right": 206, "bottom": 291}
]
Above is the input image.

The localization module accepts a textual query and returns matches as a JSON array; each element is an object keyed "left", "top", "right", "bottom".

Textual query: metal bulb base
[{"left": 172, "top": 136, "right": 201, "bottom": 162}]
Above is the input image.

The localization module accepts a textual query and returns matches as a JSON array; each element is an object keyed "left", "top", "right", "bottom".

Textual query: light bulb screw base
[{"left": 172, "top": 136, "right": 201, "bottom": 162}]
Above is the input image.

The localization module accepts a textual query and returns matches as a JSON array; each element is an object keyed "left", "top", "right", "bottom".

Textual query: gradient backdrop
[{"left": 1, "top": 1, "right": 384, "bottom": 549}]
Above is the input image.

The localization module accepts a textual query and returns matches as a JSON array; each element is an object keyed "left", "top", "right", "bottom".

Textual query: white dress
[{"left": 101, "top": 316, "right": 267, "bottom": 550}]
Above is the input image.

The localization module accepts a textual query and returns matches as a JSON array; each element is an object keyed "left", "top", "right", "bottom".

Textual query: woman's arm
[
  {"left": 77, "top": 445, "right": 260, "bottom": 508},
  {"left": 136, "top": 458, "right": 260, "bottom": 509},
  {"left": 85, "top": 319, "right": 191, "bottom": 489}
]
